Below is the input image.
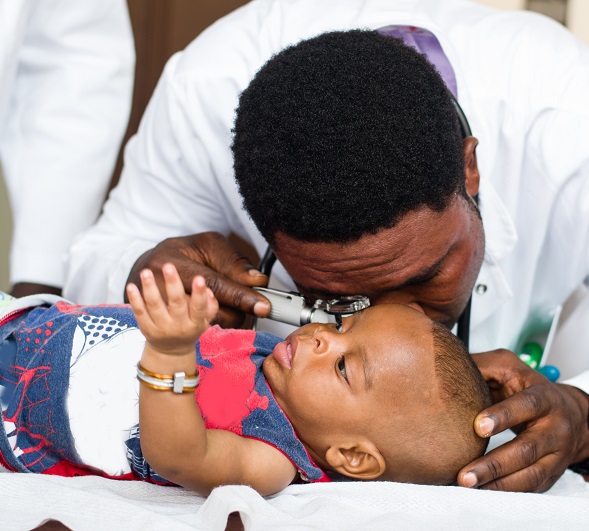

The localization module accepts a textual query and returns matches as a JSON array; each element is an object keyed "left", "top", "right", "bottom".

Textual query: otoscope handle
[{"left": 254, "top": 287, "right": 334, "bottom": 326}]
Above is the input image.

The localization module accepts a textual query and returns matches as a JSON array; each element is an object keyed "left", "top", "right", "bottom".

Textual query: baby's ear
[{"left": 325, "top": 441, "right": 386, "bottom": 480}]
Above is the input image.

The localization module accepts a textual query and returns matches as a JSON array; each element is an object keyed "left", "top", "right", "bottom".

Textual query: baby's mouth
[{"left": 272, "top": 339, "right": 294, "bottom": 369}]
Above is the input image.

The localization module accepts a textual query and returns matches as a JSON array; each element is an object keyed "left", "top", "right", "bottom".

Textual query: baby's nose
[{"left": 311, "top": 327, "right": 333, "bottom": 355}]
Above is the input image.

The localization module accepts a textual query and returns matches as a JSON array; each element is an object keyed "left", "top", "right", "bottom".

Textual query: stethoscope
[{"left": 254, "top": 97, "right": 475, "bottom": 349}]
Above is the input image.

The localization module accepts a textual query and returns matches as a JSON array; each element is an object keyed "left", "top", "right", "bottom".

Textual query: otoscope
[
  {"left": 253, "top": 287, "right": 370, "bottom": 329},
  {"left": 251, "top": 247, "right": 370, "bottom": 329}
]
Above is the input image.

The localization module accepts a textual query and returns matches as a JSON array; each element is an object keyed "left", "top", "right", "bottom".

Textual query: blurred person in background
[{"left": 0, "top": 0, "right": 135, "bottom": 297}]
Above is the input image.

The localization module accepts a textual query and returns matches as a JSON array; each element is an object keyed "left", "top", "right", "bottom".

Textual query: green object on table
[
  {"left": 518, "top": 342, "right": 543, "bottom": 369},
  {"left": 0, "top": 291, "right": 15, "bottom": 311}
]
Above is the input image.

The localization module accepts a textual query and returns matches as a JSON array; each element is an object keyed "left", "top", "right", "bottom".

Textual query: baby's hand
[{"left": 126, "top": 263, "right": 219, "bottom": 356}]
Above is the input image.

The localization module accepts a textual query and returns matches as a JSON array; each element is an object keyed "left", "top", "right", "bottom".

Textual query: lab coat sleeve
[
  {"left": 0, "top": 0, "right": 134, "bottom": 289},
  {"left": 563, "top": 373, "right": 589, "bottom": 396},
  {"left": 64, "top": 48, "right": 241, "bottom": 304}
]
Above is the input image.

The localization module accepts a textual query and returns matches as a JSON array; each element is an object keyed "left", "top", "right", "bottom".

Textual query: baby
[{"left": 0, "top": 264, "right": 490, "bottom": 495}]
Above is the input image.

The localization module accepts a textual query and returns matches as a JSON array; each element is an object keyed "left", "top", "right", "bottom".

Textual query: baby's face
[{"left": 263, "top": 304, "right": 441, "bottom": 465}]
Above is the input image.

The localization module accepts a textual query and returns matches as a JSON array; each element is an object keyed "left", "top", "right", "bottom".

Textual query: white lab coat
[
  {"left": 0, "top": 0, "right": 135, "bottom": 288},
  {"left": 64, "top": 0, "right": 589, "bottom": 391}
]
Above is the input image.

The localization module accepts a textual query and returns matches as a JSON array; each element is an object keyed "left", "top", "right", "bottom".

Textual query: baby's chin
[
  {"left": 261, "top": 353, "right": 279, "bottom": 392},
  {"left": 262, "top": 353, "right": 292, "bottom": 416}
]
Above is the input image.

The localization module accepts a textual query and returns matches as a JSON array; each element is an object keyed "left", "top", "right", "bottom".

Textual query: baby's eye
[{"left": 337, "top": 356, "right": 348, "bottom": 382}]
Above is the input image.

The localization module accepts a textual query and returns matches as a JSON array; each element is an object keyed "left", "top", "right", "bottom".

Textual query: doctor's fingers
[
  {"left": 474, "top": 380, "right": 589, "bottom": 446},
  {"left": 473, "top": 349, "right": 546, "bottom": 398},
  {"left": 474, "top": 382, "right": 556, "bottom": 438},
  {"left": 184, "top": 232, "right": 266, "bottom": 284},
  {"left": 460, "top": 382, "right": 589, "bottom": 492},
  {"left": 129, "top": 240, "right": 270, "bottom": 322},
  {"left": 459, "top": 440, "right": 567, "bottom": 492},
  {"left": 458, "top": 428, "right": 568, "bottom": 492},
  {"left": 159, "top": 232, "right": 271, "bottom": 313}
]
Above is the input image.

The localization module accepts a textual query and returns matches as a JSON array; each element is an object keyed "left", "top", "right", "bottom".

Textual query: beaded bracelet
[{"left": 136, "top": 363, "right": 200, "bottom": 394}]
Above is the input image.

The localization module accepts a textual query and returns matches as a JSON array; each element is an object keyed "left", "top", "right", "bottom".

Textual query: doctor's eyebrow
[
  {"left": 294, "top": 249, "right": 450, "bottom": 299},
  {"left": 293, "top": 283, "right": 337, "bottom": 299},
  {"left": 392, "top": 252, "right": 448, "bottom": 290}
]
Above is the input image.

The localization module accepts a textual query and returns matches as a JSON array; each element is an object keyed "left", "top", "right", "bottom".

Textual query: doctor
[
  {"left": 0, "top": 0, "right": 134, "bottom": 297},
  {"left": 64, "top": 0, "right": 589, "bottom": 492}
]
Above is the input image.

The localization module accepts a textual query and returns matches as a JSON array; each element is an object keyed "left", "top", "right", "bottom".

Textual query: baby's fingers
[
  {"left": 205, "top": 288, "right": 220, "bottom": 322},
  {"left": 139, "top": 269, "right": 172, "bottom": 324},
  {"left": 126, "top": 282, "right": 152, "bottom": 327},
  {"left": 190, "top": 275, "right": 219, "bottom": 324},
  {"left": 162, "top": 263, "right": 190, "bottom": 318}
]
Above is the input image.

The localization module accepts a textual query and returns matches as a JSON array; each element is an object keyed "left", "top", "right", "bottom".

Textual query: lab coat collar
[
  {"left": 478, "top": 177, "right": 518, "bottom": 264},
  {"left": 469, "top": 178, "right": 518, "bottom": 329}
]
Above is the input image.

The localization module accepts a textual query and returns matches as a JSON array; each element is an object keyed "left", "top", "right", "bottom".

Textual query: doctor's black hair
[{"left": 232, "top": 29, "right": 466, "bottom": 244}]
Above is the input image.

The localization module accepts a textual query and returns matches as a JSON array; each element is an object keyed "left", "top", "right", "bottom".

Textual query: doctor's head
[
  {"left": 232, "top": 30, "right": 484, "bottom": 330},
  {"left": 263, "top": 303, "right": 492, "bottom": 485}
]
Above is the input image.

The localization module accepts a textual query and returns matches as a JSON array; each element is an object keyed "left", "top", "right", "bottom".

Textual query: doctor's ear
[
  {"left": 325, "top": 441, "right": 386, "bottom": 480},
  {"left": 462, "top": 137, "right": 480, "bottom": 198}
]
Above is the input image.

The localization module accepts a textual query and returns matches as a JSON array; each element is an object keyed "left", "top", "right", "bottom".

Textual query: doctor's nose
[
  {"left": 405, "top": 302, "right": 425, "bottom": 314},
  {"left": 370, "top": 292, "right": 425, "bottom": 314}
]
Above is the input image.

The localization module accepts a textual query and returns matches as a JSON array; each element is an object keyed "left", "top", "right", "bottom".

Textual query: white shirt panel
[{"left": 0, "top": 0, "right": 135, "bottom": 287}]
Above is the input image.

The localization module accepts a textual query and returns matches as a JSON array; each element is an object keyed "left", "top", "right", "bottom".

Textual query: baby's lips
[{"left": 272, "top": 340, "right": 293, "bottom": 369}]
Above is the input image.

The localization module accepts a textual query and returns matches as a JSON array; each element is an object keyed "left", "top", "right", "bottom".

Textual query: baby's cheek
[{"left": 289, "top": 375, "right": 325, "bottom": 415}]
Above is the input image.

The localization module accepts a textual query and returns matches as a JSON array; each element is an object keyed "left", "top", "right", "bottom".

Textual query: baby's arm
[{"left": 127, "top": 263, "right": 297, "bottom": 496}]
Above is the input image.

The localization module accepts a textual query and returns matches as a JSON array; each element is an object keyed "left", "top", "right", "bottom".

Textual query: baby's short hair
[
  {"left": 377, "top": 321, "right": 492, "bottom": 486},
  {"left": 430, "top": 321, "right": 492, "bottom": 480}
]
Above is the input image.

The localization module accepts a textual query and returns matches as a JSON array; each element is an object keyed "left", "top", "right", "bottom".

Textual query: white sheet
[
  {"left": 0, "top": 468, "right": 588, "bottom": 530},
  {"left": 2, "top": 300, "right": 589, "bottom": 529}
]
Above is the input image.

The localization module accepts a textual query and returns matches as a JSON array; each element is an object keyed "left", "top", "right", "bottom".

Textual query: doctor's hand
[
  {"left": 11, "top": 282, "right": 62, "bottom": 298},
  {"left": 457, "top": 349, "right": 589, "bottom": 492},
  {"left": 126, "top": 232, "right": 271, "bottom": 328}
]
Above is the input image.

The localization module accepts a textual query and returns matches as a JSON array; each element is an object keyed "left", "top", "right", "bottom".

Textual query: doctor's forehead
[{"left": 271, "top": 206, "right": 464, "bottom": 294}]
